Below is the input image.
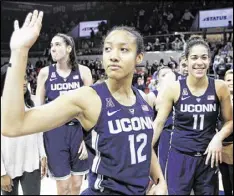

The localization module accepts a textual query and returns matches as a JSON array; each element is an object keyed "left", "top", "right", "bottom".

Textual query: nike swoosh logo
[
  {"left": 181, "top": 96, "right": 190, "bottom": 100},
  {"left": 50, "top": 78, "right": 57, "bottom": 81},
  {"left": 107, "top": 109, "right": 121, "bottom": 116}
]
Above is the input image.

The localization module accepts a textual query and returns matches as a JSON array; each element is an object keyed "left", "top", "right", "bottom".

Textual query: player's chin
[{"left": 107, "top": 72, "right": 127, "bottom": 80}]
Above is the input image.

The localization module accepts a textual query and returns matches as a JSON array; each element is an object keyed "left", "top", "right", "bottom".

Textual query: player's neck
[
  {"left": 187, "top": 74, "right": 208, "bottom": 88},
  {"left": 107, "top": 76, "right": 134, "bottom": 97},
  {"left": 56, "top": 59, "right": 70, "bottom": 71}
]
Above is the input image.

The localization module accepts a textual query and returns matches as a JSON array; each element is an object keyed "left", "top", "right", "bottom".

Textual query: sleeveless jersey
[
  {"left": 174, "top": 72, "right": 186, "bottom": 81},
  {"left": 172, "top": 77, "right": 220, "bottom": 152},
  {"left": 45, "top": 64, "right": 83, "bottom": 102},
  {"left": 84, "top": 82, "right": 154, "bottom": 195}
]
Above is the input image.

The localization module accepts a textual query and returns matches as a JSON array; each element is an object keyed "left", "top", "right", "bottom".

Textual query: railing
[{"left": 1, "top": 29, "right": 232, "bottom": 56}]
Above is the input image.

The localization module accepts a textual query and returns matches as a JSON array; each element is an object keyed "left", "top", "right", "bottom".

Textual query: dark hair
[
  {"left": 185, "top": 35, "right": 211, "bottom": 59},
  {"left": 1, "top": 66, "right": 34, "bottom": 108},
  {"left": 103, "top": 26, "right": 145, "bottom": 55},
  {"left": 54, "top": 33, "right": 78, "bottom": 71}
]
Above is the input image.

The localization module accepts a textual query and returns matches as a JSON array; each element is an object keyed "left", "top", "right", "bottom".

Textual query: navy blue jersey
[
  {"left": 172, "top": 78, "right": 220, "bottom": 152},
  {"left": 174, "top": 72, "right": 186, "bottom": 80},
  {"left": 84, "top": 82, "right": 154, "bottom": 195},
  {"left": 45, "top": 64, "right": 83, "bottom": 103}
]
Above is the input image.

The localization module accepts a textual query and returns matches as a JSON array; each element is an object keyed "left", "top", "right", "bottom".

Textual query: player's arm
[
  {"left": 152, "top": 82, "right": 176, "bottom": 146},
  {"left": 215, "top": 80, "right": 233, "bottom": 140},
  {"left": 146, "top": 91, "right": 156, "bottom": 109},
  {"left": 148, "top": 149, "right": 167, "bottom": 195},
  {"left": 79, "top": 64, "right": 93, "bottom": 86},
  {"left": 35, "top": 67, "right": 48, "bottom": 106},
  {"left": 204, "top": 80, "right": 233, "bottom": 167},
  {"left": 2, "top": 83, "right": 97, "bottom": 137}
]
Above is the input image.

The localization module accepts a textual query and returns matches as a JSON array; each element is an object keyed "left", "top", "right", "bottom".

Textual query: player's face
[
  {"left": 225, "top": 73, "right": 233, "bottom": 93},
  {"left": 158, "top": 68, "right": 176, "bottom": 84},
  {"left": 50, "top": 36, "right": 70, "bottom": 62},
  {"left": 187, "top": 45, "right": 210, "bottom": 79},
  {"left": 179, "top": 58, "right": 188, "bottom": 76},
  {"left": 103, "top": 30, "right": 143, "bottom": 80}
]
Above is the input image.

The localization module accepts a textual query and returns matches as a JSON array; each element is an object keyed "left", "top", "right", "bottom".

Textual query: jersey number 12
[{"left": 128, "top": 133, "right": 147, "bottom": 165}]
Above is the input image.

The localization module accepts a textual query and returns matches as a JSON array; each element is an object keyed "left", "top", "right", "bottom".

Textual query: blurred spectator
[
  {"left": 138, "top": 8, "right": 146, "bottom": 29},
  {"left": 181, "top": 9, "right": 194, "bottom": 31},
  {"left": 134, "top": 76, "right": 146, "bottom": 92},
  {"left": 166, "top": 11, "right": 174, "bottom": 31},
  {"left": 151, "top": 60, "right": 160, "bottom": 76},
  {"left": 143, "top": 23, "right": 150, "bottom": 36},
  {"left": 153, "top": 38, "right": 161, "bottom": 51},
  {"left": 90, "top": 28, "right": 95, "bottom": 48},
  {"left": 161, "top": 22, "right": 169, "bottom": 34},
  {"left": 227, "top": 21, "right": 233, "bottom": 42},
  {"left": 213, "top": 49, "right": 224, "bottom": 78},
  {"left": 223, "top": 41, "right": 233, "bottom": 52},
  {"left": 162, "top": 37, "right": 172, "bottom": 50},
  {"left": 145, "top": 42, "right": 153, "bottom": 51},
  {"left": 159, "top": 58, "right": 165, "bottom": 67},
  {"left": 171, "top": 37, "right": 183, "bottom": 51}
]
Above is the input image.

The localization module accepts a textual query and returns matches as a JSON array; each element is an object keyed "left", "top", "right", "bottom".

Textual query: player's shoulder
[
  {"left": 67, "top": 86, "right": 100, "bottom": 102},
  {"left": 214, "top": 79, "right": 226, "bottom": 88},
  {"left": 38, "top": 66, "right": 49, "bottom": 76},
  {"left": 37, "top": 66, "right": 50, "bottom": 81},
  {"left": 164, "top": 80, "right": 180, "bottom": 93},
  {"left": 214, "top": 79, "right": 229, "bottom": 97},
  {"left": 78, "top": 64, "right": 91, "bottom": 73}
]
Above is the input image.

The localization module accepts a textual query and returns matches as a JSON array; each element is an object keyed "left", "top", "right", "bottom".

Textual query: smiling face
[
  {"left": 224, "top": 71, "right": 233, "bottom": 94},
  {"left": 103, "top": 30, "right": 143, "bottom": 80},
  {"left": 187, "top": 44, "right": 210, "bottom": 79}
]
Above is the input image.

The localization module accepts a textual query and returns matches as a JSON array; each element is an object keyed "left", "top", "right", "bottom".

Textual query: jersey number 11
[{"left": 193, "top": 114, "right": 205, "bottom": 130}]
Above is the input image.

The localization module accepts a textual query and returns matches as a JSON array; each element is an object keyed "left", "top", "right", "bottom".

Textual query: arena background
[{"left": 1, "top": 1, "right": 233, "bottom": 195}]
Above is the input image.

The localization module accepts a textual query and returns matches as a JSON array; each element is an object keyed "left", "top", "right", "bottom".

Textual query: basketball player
[
  {"left": 174, "top": 53, "right": 188, "bottom": 80},
  {"left": 2, "top": 10, "right": 167, "bottom": 195},
  {"left": 218, "top": 69, "right": 233, "bottom": 195},
  {"left": 36, "top": 34, "right": 92, "bottom": 195},
  {"left": 147, "top": 66, "right": 176, "bottom": 176},
  {"left": 152, "top": 36, "right": 233, "bottom": 195}
]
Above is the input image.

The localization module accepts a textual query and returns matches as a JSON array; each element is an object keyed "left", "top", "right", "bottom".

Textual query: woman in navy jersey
[
  {"left": 218, "top": 69, "right": 233, "bottom": 195},
  {"left": 36, "top": 33, "right": 92, "bottom": 195},
  {"left": 153, "top": 35, "right": 233, "bottom": 195},
  {"left": 147, "top": 66, "right": 176, "bottom": 177},
  {"left": 2, "top": 10, "right": 167, "bottom": 195}
]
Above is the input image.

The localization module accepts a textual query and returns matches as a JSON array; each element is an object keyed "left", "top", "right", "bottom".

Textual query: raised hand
[{"left": 10, "top": 10, "right": 44, "bottom": 51}]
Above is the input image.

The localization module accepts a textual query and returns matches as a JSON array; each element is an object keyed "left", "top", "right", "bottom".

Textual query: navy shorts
[
  {"left": 43, "top": 123, "right": 89, "bottom": 179},
  {"left": 81, "top": 188, "right": 122, "bottom": 195},
  {"left": 158, "top": 129, "right": 172, "bottom": 176},
  {"left": 166, "top": 147, "right": 219, "bottom": 195}
]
